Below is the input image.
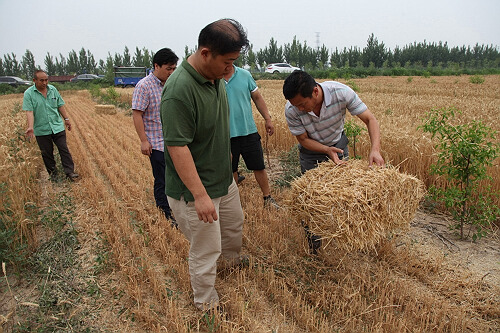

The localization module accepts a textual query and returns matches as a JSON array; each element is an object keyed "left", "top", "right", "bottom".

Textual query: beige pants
[{"left": 167, "top": 179, "right": 244, "bottom": 310}]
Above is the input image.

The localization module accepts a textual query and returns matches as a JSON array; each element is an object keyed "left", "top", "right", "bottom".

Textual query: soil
[{"left": 407, "top": 210, "right": 500, "bottom": 289}]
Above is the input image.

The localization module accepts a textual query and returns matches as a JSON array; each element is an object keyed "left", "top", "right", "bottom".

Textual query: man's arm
[
  {"left": 58, "top": 105, "right": 72, "bottom": 131},
  {"left": 132, "top": 110, "right": 152, "bottom": 156},
  {"left": 166, "top": 145, "right": 218, "bottom": 223},
  {"left": 25, "top": 111, "right": 35, "bottom": 140},
  {"left": 356, "top": 108, "right": 384, "bottom": 166},
  {"left": 295, "top": 132, "right": 345, "bottom": 165},
  {"left": 250, "top": 90, "right": 274, "bottom": 136}
]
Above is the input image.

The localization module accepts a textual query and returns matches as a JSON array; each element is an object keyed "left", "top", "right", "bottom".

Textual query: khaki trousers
[{"left": 167, "top": 179, "right": 244, "bottom": 310}]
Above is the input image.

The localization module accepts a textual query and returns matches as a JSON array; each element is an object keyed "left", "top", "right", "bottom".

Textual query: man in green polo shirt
[
  {"left": 160, "top": 18, "right": 249, "bottom": 312},
  {"left": 23, "top": 70, "right": 79, "bottom": 181}
]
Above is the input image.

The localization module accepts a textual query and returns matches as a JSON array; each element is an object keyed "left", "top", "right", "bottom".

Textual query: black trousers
[
  {"left": 35, "top": 130, "right": 75, "bottom": 176},
  {"left": 298, "top": 131, "right": 349, "bottom": 174},
  {"left": 149, "top": 149, "right": 173, "bottom": 219}
]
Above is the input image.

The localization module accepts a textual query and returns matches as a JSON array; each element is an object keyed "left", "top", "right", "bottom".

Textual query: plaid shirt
[
  {"left": 285, "top": 81, "right": 367, "bottom": 146},
  {"left": 132, "top": 73, "right": 164, "bottom": 151}
]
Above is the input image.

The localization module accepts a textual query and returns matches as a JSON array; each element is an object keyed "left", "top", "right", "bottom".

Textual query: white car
[{"left": 265, "top": 63, "right": 300, "bottom": 74}]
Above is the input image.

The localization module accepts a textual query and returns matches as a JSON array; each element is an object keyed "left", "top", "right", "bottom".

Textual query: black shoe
[
  {"left": 66, "top": 172, "right": 79, "bottom": 181},
  {"left": 303, "top": 222, "right": 322, "bottom": 255},
  {"left": 237, "top": 174, "right": 245, "bottom": 184},
  {"left": 263, "top": 195, "right": 281, "bottom": 209},
  {"left": 164, "top": 210, "right": 177, "bottom": 228}
]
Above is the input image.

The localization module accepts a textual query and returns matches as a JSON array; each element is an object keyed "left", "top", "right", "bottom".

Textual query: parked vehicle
[
  {"left": 114, "top": 67, "right": 149, "bottom": 87},
  {"left": 265, "top": 63, "right": 300, "bottom": 74},
  {"left": 70, "top": 74, "right": 101, "bottom": 83},
  {"left": 48, "top": 75, "right": 76, "bottom": 83},
  {"left": 0, "top": 76, "right": 32, "bottom": 87}
]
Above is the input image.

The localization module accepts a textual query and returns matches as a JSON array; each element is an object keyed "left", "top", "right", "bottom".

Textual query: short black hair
[
  {"left": 282, "top": 70, "right": 317, "bottom": 100},
  {"left": 198, "top": 19, "right": 249, "bottom": 56},
  {"left": 153, "top": 48, "right": 178, "bottom": 67}
]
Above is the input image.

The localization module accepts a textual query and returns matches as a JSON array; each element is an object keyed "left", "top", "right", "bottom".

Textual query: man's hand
[
  {"left": 265, "top": 118, "right": 275, "bottom": 136},
  {"left": 194, "top": 194, "right": 218, "bottom": 223},
  {"left": 25, "top": 127, "right": 35, "bottom": 141},
  {"left": 369, "top": 150, "right": 385, "bottom": 167},
  {"left": 65, "top": 119, "right": 72, "bottom": 131},
  {"left": 141, "top": 140, "right": 152, "bottom": 156},
  {"left": 326, "top": 146, "right": 347, "bottom": 165}
]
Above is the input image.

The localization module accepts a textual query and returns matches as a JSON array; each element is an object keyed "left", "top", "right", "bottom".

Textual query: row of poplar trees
[{"left": 2, "top": 34, "right": 499, "bottom": 79}]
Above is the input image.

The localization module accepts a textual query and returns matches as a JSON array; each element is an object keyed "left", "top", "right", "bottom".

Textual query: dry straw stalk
[{"left": 287, "top": 159, "right": 426, "bottom": 251}]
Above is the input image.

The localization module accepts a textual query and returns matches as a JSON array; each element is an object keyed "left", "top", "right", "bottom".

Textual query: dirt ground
[{"left": 407, "top": 210, "right": 499, "bottom": 289}]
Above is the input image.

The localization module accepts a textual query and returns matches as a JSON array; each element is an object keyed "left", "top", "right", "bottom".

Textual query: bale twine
[
  {"left": 287, "top": 159, "right": 426, "bottom": 251},
  {"left": 95, "top": 104, "right": 116, "bottom": 115}
]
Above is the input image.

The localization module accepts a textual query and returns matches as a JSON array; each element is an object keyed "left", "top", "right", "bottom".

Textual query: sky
[{"left": 1, "top": 0, "right": 499, "bottom": 67}]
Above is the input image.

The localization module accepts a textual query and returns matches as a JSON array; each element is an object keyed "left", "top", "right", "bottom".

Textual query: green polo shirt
[
  {"left": 160, "top": 59, "right": 232, "bottom": 202},
  {"left": 22, "top": 84, "right": 65, "bottom": 136}
]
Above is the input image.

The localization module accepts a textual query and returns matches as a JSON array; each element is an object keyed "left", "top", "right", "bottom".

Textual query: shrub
[
  {"left": 419, "top": 106, "right": 500, "bottom": 240},
  {"left": 344, "top": 119, "right": 366, "bottom": 159},
  {"left": 469, "top": 75, "right": 485, "bottom": 84}
]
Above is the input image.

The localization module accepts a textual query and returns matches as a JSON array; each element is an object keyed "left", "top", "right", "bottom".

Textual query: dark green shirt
[
  {"left": 22, "top": 84, "right": 65, "bottom": 136},
  {"left": 160, "top": 60, "right": 232, "bottom": 201}
]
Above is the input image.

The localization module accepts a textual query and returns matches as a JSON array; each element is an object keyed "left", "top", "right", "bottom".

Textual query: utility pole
[{"left": 315, "top": 32, "right": 321, "bottom": 50}]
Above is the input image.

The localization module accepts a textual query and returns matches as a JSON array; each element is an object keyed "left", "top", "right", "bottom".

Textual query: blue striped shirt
[{"left": 285, "top": 81, "right": 367, "bottom": 145}]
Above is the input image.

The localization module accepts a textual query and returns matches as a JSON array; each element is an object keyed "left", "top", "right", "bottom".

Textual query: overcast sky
[{"left": 1, "top": 0, "right": 499, "bottom": 66}]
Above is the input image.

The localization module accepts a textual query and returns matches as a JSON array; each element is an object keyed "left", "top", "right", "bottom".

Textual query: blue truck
[{"left": 113, "top": 66, "right": 149, "bottom": 87}]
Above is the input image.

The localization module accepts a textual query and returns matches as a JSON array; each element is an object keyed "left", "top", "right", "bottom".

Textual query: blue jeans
[{"left": 149, "top": 149, "right": 173, "bottom": 220}]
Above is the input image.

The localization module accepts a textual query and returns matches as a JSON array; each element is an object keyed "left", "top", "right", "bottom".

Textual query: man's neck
[
  {"left": 187, "top": 53, "right": 214, "bottom": 83},
  {"left": 313, "top": 84, "right": 324, "bottom": 115}
]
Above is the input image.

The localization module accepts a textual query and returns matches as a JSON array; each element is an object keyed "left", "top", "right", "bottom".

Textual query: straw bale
[
  {"left": 95, "top": 104, "right": 117, "bottom": 115},
  {"left": 287, "top": 159, "right": 426, "bottom": 251}
]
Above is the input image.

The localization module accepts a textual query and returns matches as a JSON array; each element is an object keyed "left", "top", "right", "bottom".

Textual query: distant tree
[
  {"left": 21, "top": 49, "right": 37, "bottom": 79},
  {"left": 78, "top": 47, "right": 88, "bottom": 73},
  {"left": 67, "top": 50, "right": 79, "bottom": 74},
  {"left": 284, "top": 36, "right": 301, "bottom": 66},
  {"left": 362, "top": 33, "right": 386, "bottom": 67},
  {"left": 246, "top": 44, "right": 257, "bottom": 70},
  {"left": 183, "top": 45, "right": 196, "bottom": 60},
  {"left": 87, "top": 52, "right": 97, "bottom": 73},
  {"left": 133, "top": 47, "right": 143, "bottom": 66},
  {"left": 0, "top": 58, "right": 4, "bottom": 76},
  {"left": 260, "top": 38, "right": 283, "bottom": 64},
  {"left": 97, "top": 59, "right": 106, "bottom": 75},
  {"left": 122, "top": 46, "right": 131, "bottom": 66},
  {"left": 113, "top": 53, "right": 123, "bottom": 67},
  {"left": 318, "top": 45, "right": 330, "bottom": 69},
  {"left": 44, "top": 52, "right": 57, "bottom": 76},
  {"left": 143, "top": 48, "right": 153, "bottom": 68},
  {"left": 55, "top": 53, "right": 67, "bottom": 75},
  {"left": 105, "top": 53, "right": 114, "bottom": 81},
  {"left": 3, "top": 53, "right": 21, "bottom": 76}
]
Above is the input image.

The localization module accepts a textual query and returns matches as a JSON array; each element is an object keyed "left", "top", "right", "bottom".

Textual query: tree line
[{"left": 1, "top": 34, "right": 499, "bottom": 79}]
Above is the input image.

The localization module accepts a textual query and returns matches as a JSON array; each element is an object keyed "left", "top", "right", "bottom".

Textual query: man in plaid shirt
[{"left": 132, "top": 48, "right": 178, "bottom": 224}]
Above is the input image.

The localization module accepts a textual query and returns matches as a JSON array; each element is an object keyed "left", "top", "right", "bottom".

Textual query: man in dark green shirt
[
  {"left": 23, "top": 70, "right": 78, "bottom": 181},
  {"left": 160, "top": 18, "right": 249, "bottom": 311}
]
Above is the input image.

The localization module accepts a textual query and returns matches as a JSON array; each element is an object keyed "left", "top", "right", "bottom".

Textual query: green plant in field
[
  {"left": 275, "top": 144, "right": 301, "bottom": 188},
  {"left": 419, "top": 106, "right": 499, "bottom": 240},
  {"left": 407, "top": 76, "right": 413, "bottom": 83},
  {"left": 469, "top": 75, "right": 485, "bottom": 84},
  {"left": 344, "top": 79, "right": 360, "bottom": 92},
  {"left": 344, "top": 119, "right": 366, "bottom": 159}
]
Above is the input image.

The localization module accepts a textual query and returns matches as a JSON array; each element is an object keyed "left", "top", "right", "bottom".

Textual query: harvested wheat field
[{"left": 1, "top": 75, "right": 499, "bottom": 332}]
